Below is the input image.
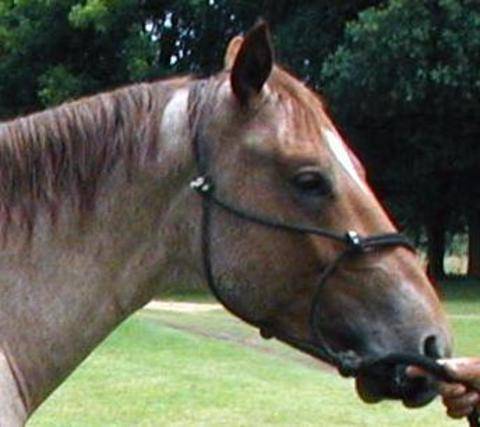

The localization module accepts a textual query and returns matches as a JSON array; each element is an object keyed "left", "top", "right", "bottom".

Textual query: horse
[{"left": 0, "top": 21, "right": 451, "bottom": 425}]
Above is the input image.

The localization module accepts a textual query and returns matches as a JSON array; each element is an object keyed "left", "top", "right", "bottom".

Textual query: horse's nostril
[{"left": 423, "top": 335, "right": 442, "bottom": 359}]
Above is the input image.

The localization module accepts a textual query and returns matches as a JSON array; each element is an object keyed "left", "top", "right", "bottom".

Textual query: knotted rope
[{"left": 358, "top": 353, "right": 479, "bottom": 427}]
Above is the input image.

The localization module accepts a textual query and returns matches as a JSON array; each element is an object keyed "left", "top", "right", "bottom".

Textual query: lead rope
[{"left": 358, "top": 354, "right": 479, "bottom": 427}]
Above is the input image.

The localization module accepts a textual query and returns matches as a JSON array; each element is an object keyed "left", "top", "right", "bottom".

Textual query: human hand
[{"left": 407, "top": 358, "right": 480, "bottom": 419}]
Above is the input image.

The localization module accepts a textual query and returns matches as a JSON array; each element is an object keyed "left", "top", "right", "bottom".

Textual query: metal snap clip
[
  {"left": 345, "top": 230, "right": 363, "bottom": 251},
  {"left": 190, "top": 175, "right": 213, "bottom": 193}
]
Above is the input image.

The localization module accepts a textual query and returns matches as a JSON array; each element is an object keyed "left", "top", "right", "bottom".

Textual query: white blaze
[{"left": 324, "top": 128, "right": 367, "bottom": 192}]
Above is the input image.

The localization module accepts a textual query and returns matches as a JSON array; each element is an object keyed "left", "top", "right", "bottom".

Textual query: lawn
[{"left": 29, "top": 281, "right": 480, "bottom": 427}]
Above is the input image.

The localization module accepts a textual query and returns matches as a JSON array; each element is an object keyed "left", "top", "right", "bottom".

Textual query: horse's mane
[
  {"left": 0, "top": 64, "right": 328, "bottom": 238},
  {"left": 0, "top": 78, "right": 189, "bottom": 235}
]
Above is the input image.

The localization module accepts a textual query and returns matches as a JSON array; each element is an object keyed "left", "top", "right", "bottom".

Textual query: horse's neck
[{"left": 0, "top": 83, "right": 201, "bottom": 423}]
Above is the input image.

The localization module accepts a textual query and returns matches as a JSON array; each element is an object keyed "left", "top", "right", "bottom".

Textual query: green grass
[
  {"left": 440, "top": 279, "right": 480, "bottom": 315},
  {"left": 156, "top": 290, "right": 214, "bottom": 303},
  {"left": 441, "top": 279, "right": 480, "bottom": 359},
  {"left": 28, "top": 282, "right": 480, "bottom": 427}
]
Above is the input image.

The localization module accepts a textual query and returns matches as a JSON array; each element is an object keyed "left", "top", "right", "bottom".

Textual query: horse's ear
[
  {"left": 224, "top": 36, "right": 244, "bottom": 69},
  {"left": 229, "top": 20, "right": 274, "bottom": 106}
]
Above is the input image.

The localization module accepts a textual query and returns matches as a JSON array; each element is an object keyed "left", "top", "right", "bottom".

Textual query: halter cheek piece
[
  {"left": 190, "top": 130, "right": 478, "bottom": 426},
  {"left": 189, "top": 173, "right": 414, "bottom": 371}
]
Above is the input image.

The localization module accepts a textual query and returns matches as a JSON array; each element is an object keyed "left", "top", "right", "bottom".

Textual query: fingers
[
  {"left": 438, "top": 382, "right": 467, "bottom": 398},
  {"left": 406, "top": 359, "right": 480, "bottom": 420},
  {"left": 406, "top": 359, "right": 480, "bottom": 389},
  {"left": 439, "top": 358, "right": 480, "bottom": 390},
  {"left": 443, "top": 391, "right": 480, "bottom": 419},
  {"left": 405, "top": 366, "right": 428, "bottom": 378}
]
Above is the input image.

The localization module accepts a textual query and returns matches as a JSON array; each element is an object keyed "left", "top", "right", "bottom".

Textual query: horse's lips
[
  {"left": 355, "top": 375, "right": 383, "bottom": 404},
  {"left": 355, "top": 369, "right": 438, "bottom": 408}
]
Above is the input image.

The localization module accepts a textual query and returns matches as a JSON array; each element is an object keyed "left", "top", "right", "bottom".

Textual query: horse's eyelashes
[{"left": 291, "top": 171, "right": 332, "bottom": 197}]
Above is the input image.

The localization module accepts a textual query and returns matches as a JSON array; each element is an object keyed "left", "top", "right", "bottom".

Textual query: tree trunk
[
  {"left": 426, "top": 216, "right": 446, "bottom": 280},
  {"left": 468, "top": 213, "right": 480, "bottom": 278}
]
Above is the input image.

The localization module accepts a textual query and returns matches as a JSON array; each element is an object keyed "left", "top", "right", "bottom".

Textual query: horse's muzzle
[{"left": 355, "top": 362, "right": 438, "bottom": 407}]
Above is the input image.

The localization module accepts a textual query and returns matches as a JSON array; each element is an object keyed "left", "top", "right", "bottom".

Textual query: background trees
[
  {"left": 321, "top": 0, "right": 480, "bottom": 278},
  {"left": 0, "top": 0, "right": 478, "bottom": 278},
  {"left": 0, "top": 1, "right": 385, "bottom": 114}
]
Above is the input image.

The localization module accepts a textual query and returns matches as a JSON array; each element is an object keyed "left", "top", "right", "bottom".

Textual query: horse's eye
[{"left": 291, "top": 171, "right": 332, "bottom": 196}]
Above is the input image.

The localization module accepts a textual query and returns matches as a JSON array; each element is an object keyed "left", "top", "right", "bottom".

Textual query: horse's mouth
[
  {"left": 355, "top": 364, "right": 438, "bottom": 408},
  {"left": 266, "top": 327, "right": 439, "bottom": 408}
]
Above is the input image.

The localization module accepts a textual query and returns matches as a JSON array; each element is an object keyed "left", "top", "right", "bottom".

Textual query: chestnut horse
[{"left": 0, "top": 22, "right": 450, "bottom": 425}]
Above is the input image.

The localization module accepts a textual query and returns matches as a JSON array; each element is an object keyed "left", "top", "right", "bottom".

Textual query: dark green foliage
[
  {"left": 322, "top": 0, "right": 480, "bottom": 263},
  {"left": 0, "top": 0, "right": 383, "bottom": 116}
]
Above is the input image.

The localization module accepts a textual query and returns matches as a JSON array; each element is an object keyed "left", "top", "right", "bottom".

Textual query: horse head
[{"left": 187, "top": 21, "right": 451, "bottom": 408}]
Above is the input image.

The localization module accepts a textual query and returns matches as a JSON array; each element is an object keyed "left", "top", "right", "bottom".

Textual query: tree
[
  {"left": 0, "top": 0, "right": 388, "bottom": 118},
  {"left": 0, "top": 0, "right": 142, "bottom": 117},
  {"left": 274, "top": 1, "right": 387, "bottom": 84},
  {"left": 322, "top": 0, "right": 480, "bottom": 278}
]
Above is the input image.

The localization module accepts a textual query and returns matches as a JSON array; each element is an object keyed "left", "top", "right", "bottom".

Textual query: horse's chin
[{"left": 355, "top": 365, "right": 438, "bottom": 408}]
